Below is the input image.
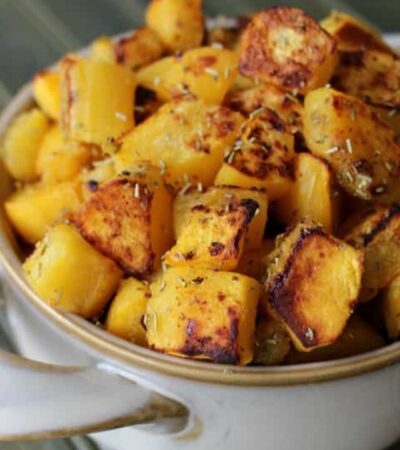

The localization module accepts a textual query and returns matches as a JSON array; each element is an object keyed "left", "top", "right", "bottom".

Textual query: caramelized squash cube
[
  {"left": 23, "top": 223, "right": 122, "bottom": 318},
  {"left": 146, "top": 267, "right": 261, "bottom": 365},
  {"left": 33, "top": 70, "right": 62, "bottom": 121},
  {"left": 265, "top": 220, "right": 363, "bottom": 351}
]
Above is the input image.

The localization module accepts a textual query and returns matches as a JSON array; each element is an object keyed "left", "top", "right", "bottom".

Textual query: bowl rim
[{"left": 1, "top": 48, "right": 400, "bottom": 388}]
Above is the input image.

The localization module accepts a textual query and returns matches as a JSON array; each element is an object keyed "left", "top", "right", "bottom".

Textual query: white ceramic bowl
[{"left": 0, "top": 34, "right": 400, "bottom": 450}]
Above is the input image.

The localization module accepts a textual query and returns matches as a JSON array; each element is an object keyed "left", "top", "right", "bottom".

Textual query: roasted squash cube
[
  {"left": 165, "top": 196, "right": 259, "bottom": 270},
  {"left": 91, "top": 36, "right": 115, "bottom": 63},
  {"left": 383, "top": 274, "right": 400, "bottom": 339},
  {"left": 304, "top": 87, "right": 400, "bottom": 200},
  {"left": 346, "top": 204, "right": 400, "bottom": 290},
  {"left": 265, "top": 220, "right": 363, "bottom": 351},
  {"left": 105, "top": 278, "right": 150, "bottom": 346},
  {"left": 275, "top": 153, "right": 339, "bottom": 233},
  {"left": 214, "top": 109, "right": 295, "bottom": 200},
  {"left": 60, "top": 57, "right": 136, "bottom": 146},
  {"left": 76, "top": 162, "right": 173, "bottom": 274},
  {"left": 173, "top": 186, "right": 268, "bottom": 250},
  {"left": 23, "top": 223, "right": 122, "bottom": 318},
  {"left": 146, "top": 267, "right": 261, "bottom": 365},
  {"left": 5, "top": 178, "right": 83, "bottom": 244},
  {"left": 1, "top": 108, "right": 50, "bottom": 181},
  {"left": 146, "top": 0, "right": 204, "bottom": 51},
  {"left": 237, "top": 239, "right": 275, "bottom": 281},
  {"left": 136, "top": 47, "right": 238, "bottom": 105},
  {"left": 239, "top": 7, "right": 338, "bottom": 94},
  {"left": 33, "top": 70, "right": 62, "bottom": 121},
  {"left": 115, "top": 100, "right": 243, "bottom": 190}
]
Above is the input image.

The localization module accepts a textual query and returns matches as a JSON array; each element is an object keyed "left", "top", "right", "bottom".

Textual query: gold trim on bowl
[{"left": 1, "top": 83, "right": 400, "bottom": 387}]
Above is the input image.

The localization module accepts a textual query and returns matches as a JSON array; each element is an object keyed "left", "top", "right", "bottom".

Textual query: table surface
[{"left": 0, "top": 0, "right": 399, "bottom": 448}]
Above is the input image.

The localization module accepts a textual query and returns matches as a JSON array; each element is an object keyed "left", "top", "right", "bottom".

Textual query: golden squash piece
[
  {"left": 60, "top": 57, "right": 136, "bottom": 146},
  {"left": 333, "top": 50, "right": 400, "bottom": 108},
  {"left": 286, "top": 316, "right": 384, "bottom": 364},
  {"left": 275, "top": 153, "right": 339, "bottom": 233},
  {"left": 33, "top": 70, "right": 62, "bottom": 121},
  {"left": 304, "top": 88, "right": 400, "bottom": 200},
  {"left": 105, "top": 278, "right": 150, "bottom": 346},
  {"left": 115, "top": 100, "right": 243, "bottom": 190},
  {"left": 1, "top": 108, "right": 50, "bottom": 181},
  {"left": 265, "top": 219, "right": 363, "bottom": 351},
  {"left": 237, "top": 239, "right": 275, "bottom": 282},
  {"left": 36, "top": 126, "right": 92, "bottom": 184},
  {"left": 81, "top": 158, "right": 117, "bottom": 198},
  {"left": 145, "top": 0, "right": 204, "bottom": 52},
  {"left": 91, "top": 36, "right": 115, "bottom": 63},
  {"left": 253, "top": 317, "right": 291, "bottom": 365},
  {"left": 147, "top": 267, "right": 261, "bottom": 365},
  {"left": 23, "top": 223, "right": 122, "bottom": 318},
  {"left": 383, "top": 274, "right": 400, "bottom": 339},
  {"left": 346, "top": 204, "right": 400, "bottom": 290},
  {"left": 214, "top": 109, "right": 295, "bottom": 201},
  {"left": 173, "top": 186, "right": 268, "bottom": 250},
  {"left": 373, "top": 105, "right": 400, "bottom": 138},
  {"left": 76, "top": 162, "right": 173, "bottom": 274},
  {"left": 227, "top": 83, "right": 303, "bottom": 134},
  {"left": 5, "top": 178, "right": 83, "bottom": 244},
  {"left": 239, "top": 7, "right": 338, "bottom": 94},
  {"left": 320, "top": 11, "right": 393, "bottom": 53},
  {"left": 165, "top": 196, "right": 259, "bottom": 271},
  {"left": 136, "top": 47, "right": 238, "bottom": 105}
]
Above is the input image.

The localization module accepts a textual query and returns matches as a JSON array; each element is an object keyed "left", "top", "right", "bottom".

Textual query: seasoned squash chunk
[
  {"left": 60, "top": 57, "right": 136, "bottom": 146},
  {"left": 36, "top": 126, "right": 92, "bottom": 184},
  {"left": 237, "top": 239, "right": 275, "bottom": 281},
  {"left": 91, "top": 36, "right": 115, "bottom": 63},
  {"left": 105, "top": 278, "right": 150, "bottom": 346},
  {"left": 214, "top": 109, "right": 295, "bottom": 200},
  {"left": 165, "top": 196, "right": 259, "bottom": 270},
  {"left": 81, "top": 158, "right": 117, "bottom": 196},
  {"left": 76, "top": 162, "right": 173, "bottom": 274},
  {"left": 304, "top": 88, "right": 400, "bottom": 200},
  {"left": 1, "top": 108, "right": 50, "bottom": 181},
  {"left": 147, "top": 267, "right": 261, "bottom": 365},
  {"left": 276, "top": 153, "right": 339, "bottom": 233},
  {"left": 227, "top": 83, "right": 303, "bottom": 133},
  {"left": 239, "top": 7, "right": 337, "bottom": 94},
  {"left": 146, "top": 0, "right": 204, "bottom": 51},
  {"left": 5, "top": 178, "right": 83, "bottom": 244},
  {"left": 253, "top": 316, "right": 291, "bottom": 365},
  {"left": 33, "top": 70, "right": 62, "bottom": 121},
  {"left": 115, "top": 100, "right": 243, "bottom": 190},
  {"left": 173, "top": 186, "right": 268, "bottom": 250},
  {"left": 286, "top": 316, "right": 384, "bottom": 364},
  {"left": 23, "top": 223, "right": 122, "bottom": 318},
  {"left": 320, "top": 11, "right": 393, "bottom": 53},
  {"left": 265, "top": 220, "right": 363, "bottom": 351},
  {"left": 333, "top": 50, "right": 400, "bottom": 108},
  {"left": 346, "top": 204, "right": 400, "bottom": 290},
  {"left": 136, "top": 47, "right": 238, "bottom": 105},
  {"left": 383, "top": 274, "right": 400, "bottom": 339}
]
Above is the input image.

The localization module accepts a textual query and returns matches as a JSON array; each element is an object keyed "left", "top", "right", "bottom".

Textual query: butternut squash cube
[
  {"left": 105, "top": 278, "right": 150, "bottom": 346},
  {"left": 276, "top": 153, "right": 339, "bottom": 233},
  {"left": 115, "top": 100, "right": 243, "bottom": 190},
  {"left": 146, "top": 267, "right": 261, "bottom": 365},
  {"left": 265, "top": 219, "right": 363, "bottom": 351},
  {"left": 1, "top": 108, "right": 50, "bottom": 181},
  {"left": 383, "top": 274, "right": 400, "bottom": 339},
  {"left": 146, "top": 0, "right": 204, "bottom": 52},
  {"left": 237, "top": 239, "right": 275, "bottom": 281},
  {"left": 214, "top": 109, "right": 295, "bottom": 200},
  {"left": 239, "top": 7, "right": 338, "bottom": 94},
  {"left": 5, "top": 178, "right": 83, "bottom": 244},
  {"left": 76, "top": 162, "right": 173, "bottom": 274},
  {"left": 173, "top": 186, "right": 268, "bottom": 250},
  {"left": 36, "top": 125, "right": 92, "bottom": 184},
  {"left": 23, "top": 223, "right": 122, "bottom": 318},
  {"left": 253, "top": 317, "right": 291, "bottom": 365},
  {"left": 60, "top": 57, "right": 136, "bottom": 146},
  {"left": 346, "top": 204, "right": 400, "bottom": 290},
  {"left": 33, "top": 70, "right": 62, "bottom": 121},
  {"left": 165, "top": 196, "right": 259, "bottom": 270},
  {"left": 91, "top": 36, "right": 115, "bottom": 63},
  {"left": 136, "top": 47, "right": 238, "bottom": 105},
  {"left": 304, "top": 87, "right": 400, "bottom": 200}
]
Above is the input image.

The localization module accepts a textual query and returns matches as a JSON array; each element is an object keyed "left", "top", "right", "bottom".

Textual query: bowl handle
[{"left": 0, "top": 348, "right": 188, "bottom": 441}]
